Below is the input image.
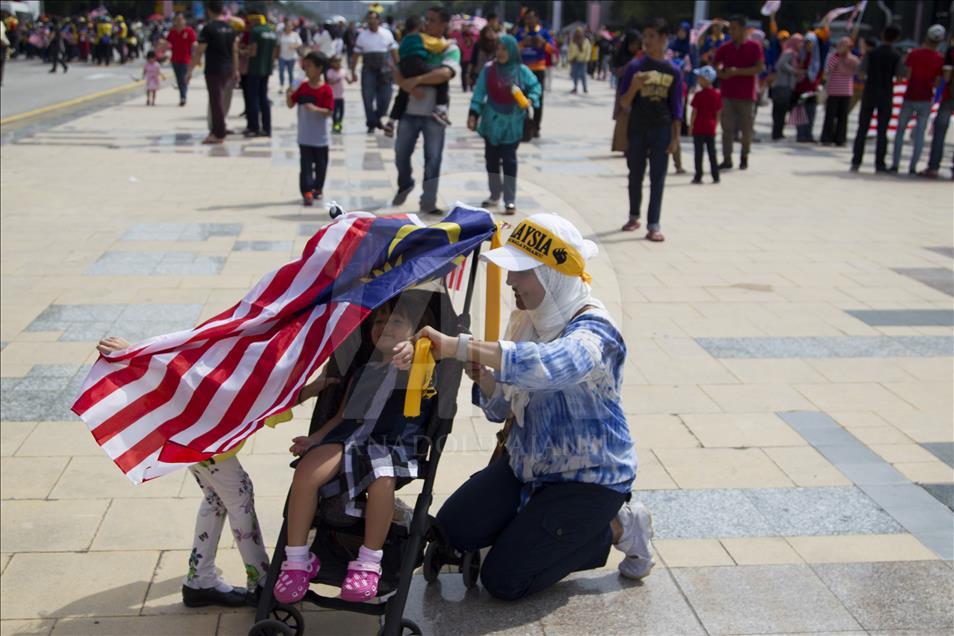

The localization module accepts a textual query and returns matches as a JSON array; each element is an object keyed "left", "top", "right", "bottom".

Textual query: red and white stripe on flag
[
  {"left": 71, "top": 214, "right": 376, "bottom": 484},
  {"left": 445, "top": 256, "right": 467, "bottom": 291},
  {"left": 868, "top": 81, "right": 943, "bottom": 139}
]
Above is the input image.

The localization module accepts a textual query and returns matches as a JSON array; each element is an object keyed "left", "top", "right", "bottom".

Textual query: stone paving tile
[
  {"left": 0, "top": 499, "right": 108, "bottom": 553},
  {"left": 231, "top": 240, "right": 294, "bottom": 252},
  {"left": 87, "top": 251, "right": 225, "bottom": 276},
  {"left": 399, "top": 569, "right": 704, "bottom": 636},
  {"left": 0, "top": 619, "right": 56, "bottom": 634},
  {"left": 635, "top": 489, "right": 776, "bottom": 539},
  {"left": 745, "top": 486, "right": 905, "bottom": 536},
  {"left": 811, "top": 561, "right": 954, "bottom": 632},
  {"left": 121, "top": 222, "right": 242, "bottom": 241},
  {"left": 0, "top": 364, "right": 92, "bottom": 422},
  {"left": 0, "top": 551, "right": 159, "bottom": 620},
  {"left": 893, "top": 267, "right": 954, "bottom": 296},
  {"left": 22, "top": 304, "right": 201, "bottom": 344},
  {"left": 672, "top": 564, "right": 862, "bottom": 635},
  {"left": 846, "top": 309, "right": 954, "bottom": 326},
  {"left": 921, "top": 442, "right": 954, "bottom": 468},
  {"left": 919, "top": 483, "right": 954, "bottom": 510}
]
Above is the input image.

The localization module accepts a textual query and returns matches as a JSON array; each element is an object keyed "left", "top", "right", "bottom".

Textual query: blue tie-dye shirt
[{"left": 474, "top": 310, "right": 637, "bottom": 504}]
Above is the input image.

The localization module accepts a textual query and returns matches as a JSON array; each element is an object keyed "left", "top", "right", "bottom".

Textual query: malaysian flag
[{"left": 72, "top": 205, "right": 496, "bottom": 484}]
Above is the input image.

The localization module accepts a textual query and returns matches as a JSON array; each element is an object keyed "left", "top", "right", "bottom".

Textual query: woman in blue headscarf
[{"left": 467, "top": 34, "right": 541, "bottom": 215}]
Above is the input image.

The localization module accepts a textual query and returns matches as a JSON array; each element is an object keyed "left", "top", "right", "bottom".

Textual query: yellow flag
[{"left": 404, "top": 338, "right": 436, "bottom": 417}]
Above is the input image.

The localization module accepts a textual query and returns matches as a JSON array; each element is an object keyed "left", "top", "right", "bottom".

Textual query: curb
[{"left": 0, "top": 80, "right": 145, "bottom": 126}]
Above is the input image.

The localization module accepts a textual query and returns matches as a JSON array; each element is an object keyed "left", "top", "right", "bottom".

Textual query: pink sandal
[
  {"left": 340, "top": 560, "right": 382, "bottom": 602},
  {"left": 273, "top": 553, "right": 320, "bottom": 604}
]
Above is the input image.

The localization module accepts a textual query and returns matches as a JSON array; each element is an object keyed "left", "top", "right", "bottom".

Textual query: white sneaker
[{"left": 614, "top": 500, "right": 655, "bottom": 580}]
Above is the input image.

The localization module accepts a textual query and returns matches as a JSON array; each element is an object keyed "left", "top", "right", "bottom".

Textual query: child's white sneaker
[{"left": 614, "top": 500, "right": 655, "bottom": 580}]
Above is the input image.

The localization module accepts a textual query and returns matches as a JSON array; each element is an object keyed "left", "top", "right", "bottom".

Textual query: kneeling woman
[{"left": 417, "top": 214, "right": 654, "bottom": 601}]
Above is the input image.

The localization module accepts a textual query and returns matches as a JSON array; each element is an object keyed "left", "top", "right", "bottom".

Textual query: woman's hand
[
  {"left": 464, "top": 361, "right": 497, "bottom": 397},
  {"left": 414, "top": 326, "right": 457, "bottom": 361},
  {"left": 392, "top": 339, "right": 414, "bottom": 370},
  {"left": 97, "top": 336, "right": 131, "bottom": 355},
  {"left": 467, "top": 115, "right": 478, "bottom": 131}
]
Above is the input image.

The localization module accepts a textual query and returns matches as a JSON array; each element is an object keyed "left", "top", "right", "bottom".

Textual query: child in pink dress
[{"left": 143, "top": 51, "right": 165, "bottom": 106}]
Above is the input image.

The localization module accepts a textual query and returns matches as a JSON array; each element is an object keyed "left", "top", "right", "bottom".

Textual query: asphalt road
[{"left": 0, "top": 57, "right": 142, "bottom": 119}]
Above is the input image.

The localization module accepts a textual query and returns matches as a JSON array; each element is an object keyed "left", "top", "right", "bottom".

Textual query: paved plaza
[{"left": 1, "top": 62, "right": 952, "bottom": 635}]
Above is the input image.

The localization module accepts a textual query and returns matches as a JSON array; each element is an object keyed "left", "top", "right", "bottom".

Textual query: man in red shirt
[
  {"left": 890, "top": 24, "right": 945, "bottom": 174},
  {"left": 162, "top": 13, "right": 197, "bottom": 106},
  {"left": 714, "top": 14, "right": 764, "bottom": 170}
]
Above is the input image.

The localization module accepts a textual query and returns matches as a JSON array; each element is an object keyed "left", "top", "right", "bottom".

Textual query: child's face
[
  {"left": 330, "top": 58, "right": 341, "bottom": 69},
  {"left": 303, "top": 59, "right": 323, "bottom": 81},
  {"left": 699, "top": 76, "right": 712, "bottom": 88},
  {"left": 370, "top": 307, "right": 416, "bottom": 354}
]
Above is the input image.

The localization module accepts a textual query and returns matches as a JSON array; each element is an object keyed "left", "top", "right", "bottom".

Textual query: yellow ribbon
[
  {"left": 506, "top": 219, "right": 591, "bottom": 283},
  {"left": 485, "top": 224, "right": 503, "bottom": 342},
  {"left": 403, "top": 338, "right": 436, "bottom": 417},
  {"left": 211, "top": 408, "right": 293, "bottom": 463}
]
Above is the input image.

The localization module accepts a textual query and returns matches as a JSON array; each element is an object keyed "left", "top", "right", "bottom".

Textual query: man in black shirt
[
  {"left": 187, "top": 1, "right": 238, "bottom": 144},
  {"left": 851, "top": 25, "right": 902, "bottom": 171},
  {"left": 618, "top": 18, "right": 683, "bottom": 242}
]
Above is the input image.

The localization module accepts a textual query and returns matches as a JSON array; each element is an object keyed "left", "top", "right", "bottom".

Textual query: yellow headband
[{"left": 506, "top": 220, "right": 591, "bottom": 283}]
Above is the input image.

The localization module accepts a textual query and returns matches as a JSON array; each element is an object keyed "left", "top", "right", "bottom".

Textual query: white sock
[
  {"left": 213, "top": 578, "right": 235, "bottom": 593},
  {"left": 357, "top": 545, "right": 383, "bottom": 565},
  {"left": 285, "top": 545, "right": 310, "bottom": 563}
]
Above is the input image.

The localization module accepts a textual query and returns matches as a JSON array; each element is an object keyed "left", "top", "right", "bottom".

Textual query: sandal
[
  {"left": 273, "top": 553, "right": 320, "bottom": 604},
  {"left": 339, "top": 559, "right": 382, "bottom": 602}
]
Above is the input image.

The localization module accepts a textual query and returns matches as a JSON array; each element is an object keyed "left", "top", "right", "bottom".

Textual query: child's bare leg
[
  {"left": 363, "top": 477, "right": 396, "bottom": 551},
  {"left": 286, "top": 444, "right": 343, "bottom": 546}
]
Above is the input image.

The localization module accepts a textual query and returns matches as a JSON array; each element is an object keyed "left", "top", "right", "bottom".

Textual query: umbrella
[
  {"left": 450, "top": 15, "right": 486, "bottom": 34},
  {"left": 147, "top": 13, "right": 164, "bottom": 22}
]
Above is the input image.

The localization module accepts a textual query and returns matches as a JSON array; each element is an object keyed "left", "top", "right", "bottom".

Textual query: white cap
[
  {"left": 481, "top": 213, "right": 598, "bottom": 273},
  {"left": 927, "top": 24, "right": 946, "bottom": 42}
]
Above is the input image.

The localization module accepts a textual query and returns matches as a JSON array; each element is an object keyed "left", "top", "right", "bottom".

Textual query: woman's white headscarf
[{"left": 502, "top": 252, "right": 606, "bottom": 425}]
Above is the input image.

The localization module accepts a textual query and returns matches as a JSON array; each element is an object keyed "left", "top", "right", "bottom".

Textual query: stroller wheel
[
  {"left": 422, "top": 541, "right": 442, "bottom": 583},
  {"left": 461, "top": 550, "right": 481, "bottom": 590},
  {"left": 248, "top": 602, "right": 304, "bottom": 636},
  {"left": 248, "top": 618, "right": 295, "bottom": 636},
  {"left": 378, "top": 618, "right": 423, "bottom": 636}
]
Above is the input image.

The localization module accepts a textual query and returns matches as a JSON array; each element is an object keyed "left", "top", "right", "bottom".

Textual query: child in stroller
[{"left": 274, "top": 293, "right": 439, "bottom": 604}]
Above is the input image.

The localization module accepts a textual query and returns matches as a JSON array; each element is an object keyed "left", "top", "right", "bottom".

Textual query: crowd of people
[{"left": 2, "top": 2, "right": 951, "bottom": 241}]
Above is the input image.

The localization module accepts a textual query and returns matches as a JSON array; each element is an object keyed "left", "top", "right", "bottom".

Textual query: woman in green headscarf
[{"left": 467, "top": 34, "right": 541, "bottom": 215}]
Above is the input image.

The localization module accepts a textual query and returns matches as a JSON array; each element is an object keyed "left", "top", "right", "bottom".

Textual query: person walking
[
  {"left": 619, "top": 18, "right": 683, "bottom": 242},
  {"left": 350, "top": 10, "right": 397, "bottom": 134},
  {"left": 243, "top": 14, "right": 278, "bottom": 138},
  {"left": 48, "top": 22, "right": 68, "bottom": 73},
  {"left": 390, "top": 6, "right": 460, "bottom": 216},
  {"left": 514, "top": 10, "right": 553, "bottom": 137},
  {"left": 820, "top": 37, "right": 860, "bottom": 146},
  {"left": 920, "top": 37, "right": 953, "bottom": 179},
  {"left": 714, "top": 14, "right": 764, "bottom": 170},
  {"left": 287, "top": 52, "right": 333, "bottom": 206},
  {"left": 277, "top": 22, "right": 302, "bottom": 92},
  {"left": 690, "top": 66, "right": 722, "bottom": 184},
  {"left": 187, "top": 1, "right": 238, "bottom": 145},
  {"left": 889, "top": 25, "right": 946, "bottom": 175},
  {"left": 850, "top": 25, "right": 902, "bottom": 171},
  {"left": 468, "top": 34, "right": 541, "bottom": 214},
  {"left": 568, "top": 27, "right": 590, "bottom": 94},
  {"left": 770, "top": 34, "right": 802, "bottom": 140},
  {"left": 162, "top": 14, "right": 196, "bottom": 107},
  {"left": 469, "top": 25, "right": 498, "bottom": 88}
]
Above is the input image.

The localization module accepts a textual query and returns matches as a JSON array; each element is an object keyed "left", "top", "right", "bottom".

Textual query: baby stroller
[{"left": 249, "top": 248, "right": 486, "bottom": 636}]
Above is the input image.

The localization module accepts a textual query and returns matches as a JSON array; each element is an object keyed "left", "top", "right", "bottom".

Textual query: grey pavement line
[
  {"left": 696, "top": 335, "right": 954, "bottom": 358},
  {"left": 779, "top": 411, "right": 954, "bottom": 560},
  {"left": 845, "top": 309, "right": 954, "bottom": 327}
]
